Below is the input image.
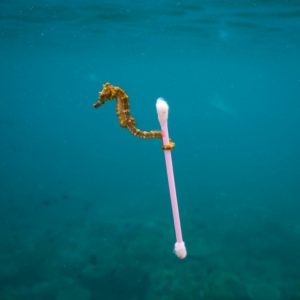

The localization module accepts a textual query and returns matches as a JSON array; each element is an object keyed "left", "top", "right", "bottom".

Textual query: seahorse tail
[{"left": 127, "top": 123, "right": 162, "bottom": 139}]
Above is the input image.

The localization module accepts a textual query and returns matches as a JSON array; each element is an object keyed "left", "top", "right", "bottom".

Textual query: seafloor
[{"left": 1, "top": 194, "right": 300, "bottom": 300}]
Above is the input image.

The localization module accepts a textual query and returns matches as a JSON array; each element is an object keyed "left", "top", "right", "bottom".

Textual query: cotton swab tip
[
  {"left": 174, "top": 241, "right": 187, "bottom": 259},
  {"left": 156, "top": 97, "right": 169, "bottom": 124}
]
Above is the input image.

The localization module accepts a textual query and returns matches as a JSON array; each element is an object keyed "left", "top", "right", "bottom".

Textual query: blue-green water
[{"left": 1, "top": 1, "right": 300, "bottom": 299}]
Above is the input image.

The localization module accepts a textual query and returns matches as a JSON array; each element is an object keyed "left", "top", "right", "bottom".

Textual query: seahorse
[{"left": 93, "top": 83, "right": 175, "bottom": 150}]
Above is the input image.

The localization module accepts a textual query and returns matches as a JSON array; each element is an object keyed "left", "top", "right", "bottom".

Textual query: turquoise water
[{"left": 1, "top": 1, "right": 300, "bottom": 299}]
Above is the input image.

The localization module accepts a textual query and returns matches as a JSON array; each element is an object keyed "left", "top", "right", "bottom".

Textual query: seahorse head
[
  {"left": 99, "top": 82, "right": 115, "bottom": 99},
  {"left": 94, "top": 82, "right": 115, "bottom": 108}
]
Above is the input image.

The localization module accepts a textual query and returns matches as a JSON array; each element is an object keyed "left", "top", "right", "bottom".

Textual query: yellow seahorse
[{"left": 93, "top": 83, "right": 175, "bottom": 150}]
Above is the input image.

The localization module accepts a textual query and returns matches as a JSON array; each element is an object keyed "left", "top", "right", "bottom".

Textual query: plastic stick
[{"left": 156, "top": 98, "right": 187, "bottom": 259}]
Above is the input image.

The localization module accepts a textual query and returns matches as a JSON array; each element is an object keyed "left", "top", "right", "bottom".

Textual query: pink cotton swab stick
[{"left": 156, "top": 98, "right": 187, "bottom": 259}]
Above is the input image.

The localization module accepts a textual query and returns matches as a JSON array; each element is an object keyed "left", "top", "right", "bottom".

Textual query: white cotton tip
[
  {"left": 156, "top": 97, "right": 169, "bottom": 124},
  {"left": 174, "top": 241, "right": 187, "bottom": 259}
]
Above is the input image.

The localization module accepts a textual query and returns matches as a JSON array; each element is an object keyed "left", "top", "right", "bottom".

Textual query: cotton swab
[{"left": 156, "top": 98, "right": 187, "bottom": 259}]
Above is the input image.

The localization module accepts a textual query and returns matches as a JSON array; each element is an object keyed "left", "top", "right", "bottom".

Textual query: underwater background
[{"left": 1, "top": 0, "right": 300, "bottom": 299}]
